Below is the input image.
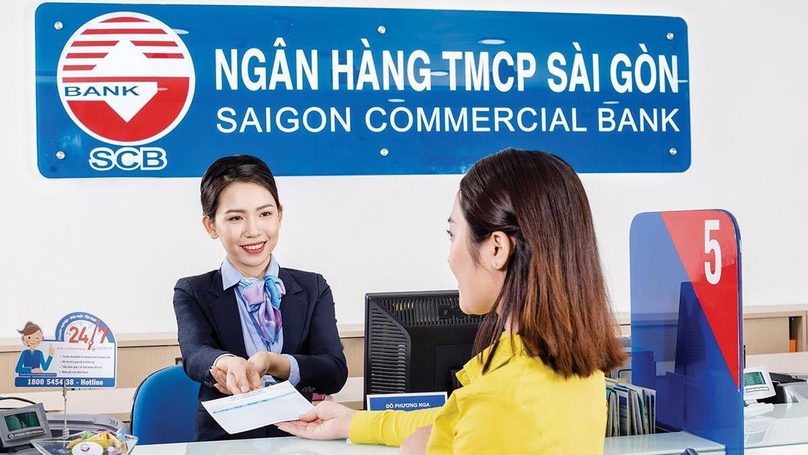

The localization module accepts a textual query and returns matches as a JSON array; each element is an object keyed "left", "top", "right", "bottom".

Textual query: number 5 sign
[
  {"left": 630, "top": 210, "right": 743, "bottom": 455},
  {"left": 659, "top": 210, "right": 741, "bottom": 386}
]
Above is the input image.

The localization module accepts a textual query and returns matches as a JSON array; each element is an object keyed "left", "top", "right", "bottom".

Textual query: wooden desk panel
[
  {"left": 2, "top": 377, "right": 367, "bottom": 425},
  {"left": 617, "top": 306, "right": 808, "bottom": 355},
  {"left": 743, "top": 317, "right": 790, "bottom": 355},
  {"left": 116, "top": 345, "right": 182, "bottom": 388},
  {"left": 341, "top": 337, "right": 363, "bottom": 378},
  {"left": 0, "top": 328, "right": 360, "bottom": 394},
  {"left": 744, "top": 306, "right": 808, "bottom": 354},
  {"left": 745, "top": 351, "right": 808, "bottom": 375}
]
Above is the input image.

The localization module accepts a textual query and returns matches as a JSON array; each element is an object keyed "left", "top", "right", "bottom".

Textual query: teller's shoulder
[
  {"left": 280, "top": 267, "right": 330, "bottom": 289},
  {"left": 174, "top": 269, "right": 219, "bottom": 290}
]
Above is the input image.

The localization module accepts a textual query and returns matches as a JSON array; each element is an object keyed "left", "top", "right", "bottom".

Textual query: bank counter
[
  {"left": 131, "top": 402, "right": 808, "bottom": 455},
  {"left": 129, "top": 403, "right": 808, "bottom": 455},
  {"left": 12, "top": 380, "right": 808, "bottom": 454},
  {"left": 132, "top": 434, "right": 724, "bottom": 455},
  {"left": 132, "top": 437, "right": 398, "bottom": 455}
]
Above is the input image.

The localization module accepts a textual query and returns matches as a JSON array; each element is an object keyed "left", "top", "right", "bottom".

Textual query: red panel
[{"left": 661, "top": 210, "right": 740, "bottom": 386}]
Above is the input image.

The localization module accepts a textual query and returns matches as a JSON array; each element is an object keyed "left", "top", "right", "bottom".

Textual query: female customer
[{"left": 277, "top": 148, "right": 627, "bottom": 454}]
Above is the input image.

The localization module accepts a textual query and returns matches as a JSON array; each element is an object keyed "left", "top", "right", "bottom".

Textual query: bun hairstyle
[{"left": 200, "top": 155, "right": 280, "bottom": 220}]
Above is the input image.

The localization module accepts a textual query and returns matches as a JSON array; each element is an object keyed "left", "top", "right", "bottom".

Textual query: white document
[{"left": 201, "top": 381, "right": 314, "bottom": 434}]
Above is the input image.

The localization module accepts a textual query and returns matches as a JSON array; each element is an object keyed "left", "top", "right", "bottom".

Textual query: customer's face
[
  {"left": 447, "top": 195, "right": 499, "bottom": 315},
  {"left": 203, "top": 181, "right": 282, "bottom": 278}
]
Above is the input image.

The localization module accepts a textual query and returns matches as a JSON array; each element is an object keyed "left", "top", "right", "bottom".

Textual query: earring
[{"left": 492, "top": 261, "right": 498, "bottom": 268}]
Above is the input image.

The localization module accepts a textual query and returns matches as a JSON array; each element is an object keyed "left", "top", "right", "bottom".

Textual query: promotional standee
[
  {"left": 1, "top": 313, "right": 125, "bottom": 453},
  {"left": 35, "top": 4, "right": 690, "bottom": 177},
  {"left": 13, "top": 312, "right": 117, "bottom": 389},
  {"left": 630, "top": 210, "right": 743, "bottom": 455}
]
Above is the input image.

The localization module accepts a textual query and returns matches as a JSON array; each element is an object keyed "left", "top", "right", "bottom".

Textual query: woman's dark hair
[
  {"left": 200, "top": 155, "right": 280, "bottom": 220},
  {"left": 461, "top": 148, "right": 627, "bottom": 377}
]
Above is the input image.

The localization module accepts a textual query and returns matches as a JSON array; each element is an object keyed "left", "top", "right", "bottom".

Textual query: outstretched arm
[
  {"left": 173, "top": 277, "right": 263, "bottom": 395},
  {"left": 276, "top": 401, "right": 356, "bottom": 440},
  {"left": 279, "top": 401, "right": 443, "bottom": 448}
]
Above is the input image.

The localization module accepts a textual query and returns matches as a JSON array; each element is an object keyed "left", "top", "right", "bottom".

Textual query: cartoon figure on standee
[{"left": 15, "top": 322, "right": 56, "bottom": 374}]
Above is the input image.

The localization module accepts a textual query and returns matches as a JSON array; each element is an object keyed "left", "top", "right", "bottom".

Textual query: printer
[{"left": 770, "top": 372, "right": 808, "bottom": 403}]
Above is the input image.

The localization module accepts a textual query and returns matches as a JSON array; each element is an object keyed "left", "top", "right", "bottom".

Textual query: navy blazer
[{"left": 173, "top": 267, "right": 348, "bottom": 441}]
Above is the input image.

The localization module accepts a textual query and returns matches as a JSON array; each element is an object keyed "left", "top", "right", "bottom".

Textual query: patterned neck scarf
[{"left": 238, "top": 275, "right": 285, "bottom": 347}]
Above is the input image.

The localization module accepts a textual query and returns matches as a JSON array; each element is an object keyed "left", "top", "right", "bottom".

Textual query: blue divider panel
[{"left": 630, "top": 210, "right": 743, "bottom": 455}]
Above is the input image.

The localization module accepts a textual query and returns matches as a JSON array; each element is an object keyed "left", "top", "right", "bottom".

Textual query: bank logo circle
[{"left": 57, "top": 12, "right": 195, "bottom": 146}]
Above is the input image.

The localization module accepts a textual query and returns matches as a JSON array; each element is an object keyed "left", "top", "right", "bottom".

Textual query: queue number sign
[
  {"left": 630, "top": 209, "right": 743, "bottom": 455},
  {"left": 13, "top": 312, "right": 118, "bottom": 388},
  {"left": 661, "top": 210, "right": 741, "bottom": 387},
  {"left": 704, "top": 219, "right": 722, "bottom": 285}
]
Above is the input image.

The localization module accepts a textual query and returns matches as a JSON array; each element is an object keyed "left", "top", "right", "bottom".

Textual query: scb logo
[
  {"left": 56, "top": 12, "right": 196, "bottom": 171},
  {"left": 89, "top": 147, "right": 167, "bottom": 171}
]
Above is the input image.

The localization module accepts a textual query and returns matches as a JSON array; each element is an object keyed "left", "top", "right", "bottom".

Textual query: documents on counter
[
  {"left": 201, "top": 381, "right": 314, "bottom": 434},
  {"left": 605, "top": 378, "right": 656, "bottom": 437}
]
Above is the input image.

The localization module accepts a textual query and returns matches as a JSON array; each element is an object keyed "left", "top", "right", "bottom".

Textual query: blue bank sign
[{"left": 35, "top": 3, "right": 690, "bottom": 177}]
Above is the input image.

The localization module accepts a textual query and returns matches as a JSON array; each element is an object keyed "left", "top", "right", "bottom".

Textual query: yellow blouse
[{"left": 349, "top": 333, "right": 607, "bottom": 454}]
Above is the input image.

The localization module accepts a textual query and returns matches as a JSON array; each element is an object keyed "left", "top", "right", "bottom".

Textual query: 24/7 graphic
[{"left": 13, "top": 312, "right": 118, "bottom": 388}]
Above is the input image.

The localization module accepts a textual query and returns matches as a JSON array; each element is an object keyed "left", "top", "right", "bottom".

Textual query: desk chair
[{"left": 131, "top": 365, "right": 199, "bottom": 444}]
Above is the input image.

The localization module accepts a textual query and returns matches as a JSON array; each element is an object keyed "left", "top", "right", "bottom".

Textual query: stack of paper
[
  {"left": 605, "top": 378, "right": 656, "bottom": 437},
  {"left": 201, "top": 381, "right": 314, "bottom": 434}
]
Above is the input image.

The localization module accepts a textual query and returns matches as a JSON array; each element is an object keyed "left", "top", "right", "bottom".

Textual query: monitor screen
[
  {"left": 745, "top": 371, "right": 766, "bottom": 387},
  {"left": 743, "top": 366, "right": 776, "bottom": 402},
  {"left": 5, "top": 410, "right": 40, "bottom": 430},
  {"left": 0, "top": 403, "right": 50, "bottom": 448},
  {"left": 364, "top": 290, "right": 484, "bottom": 406}
]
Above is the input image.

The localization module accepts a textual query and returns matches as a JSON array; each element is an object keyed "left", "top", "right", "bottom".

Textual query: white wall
[{"left": 3, "top": 0, "right": 807, "bottom": 338}]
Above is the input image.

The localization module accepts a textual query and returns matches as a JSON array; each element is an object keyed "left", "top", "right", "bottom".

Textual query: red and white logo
[{"left": 57, "top": 12, "right": 195, "bottom": 146}]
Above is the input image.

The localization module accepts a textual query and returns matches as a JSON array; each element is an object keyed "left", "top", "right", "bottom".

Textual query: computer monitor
[{"left": 364, "top": 290, "right": 484, "bottom": 405}]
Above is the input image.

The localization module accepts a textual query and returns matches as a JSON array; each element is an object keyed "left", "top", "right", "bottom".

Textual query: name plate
[{"left": 366, "top": 392, "right": 447, "bottom": 411}]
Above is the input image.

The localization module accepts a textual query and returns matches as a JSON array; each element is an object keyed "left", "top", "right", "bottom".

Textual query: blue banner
[{"left": 35, "top": 3, "right": 690, "bottom": 177}]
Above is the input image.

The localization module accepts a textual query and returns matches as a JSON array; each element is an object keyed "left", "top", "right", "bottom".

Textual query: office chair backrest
[{"left": 131, "top": 364, "right": 199, "bottom": 445}]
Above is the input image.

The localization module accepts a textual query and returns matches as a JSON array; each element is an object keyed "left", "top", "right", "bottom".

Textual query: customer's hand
[
  {"left": 276, "top": 401, "right": 357, "bottom": 440},
  {"left": 400, "top": 425, "right": 432, "bottom": 455},
  {"left": 210, "top": 356, "right": 262, "bottom": 395}
]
